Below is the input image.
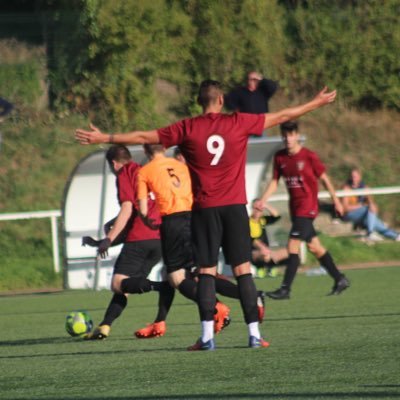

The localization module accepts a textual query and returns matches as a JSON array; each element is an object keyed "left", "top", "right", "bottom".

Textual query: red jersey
[
  {"left": 116, "top": 161, "right": 160, "bottom": 242},
  {"left": 157, "top": 112, "right": 264, "bottom": 208},
  {"left": 273, "top": 147, "right": 326, "bottom": 218}
]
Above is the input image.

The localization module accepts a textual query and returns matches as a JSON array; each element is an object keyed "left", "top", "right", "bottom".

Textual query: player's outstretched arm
[
  {"left": 75, "top": 123, "right": 160, "bottom": 145},
  {"left": 263, "top": 87, "right": 337, "bottom": 130}
]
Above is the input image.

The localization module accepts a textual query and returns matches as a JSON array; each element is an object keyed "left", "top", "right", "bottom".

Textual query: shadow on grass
[
  {"left": 0, "top": 340, "right": 187, "bottom": 360},
  {"left": 1, "top": 391, "right": 399, "bottom": 399},
  {"left": 361, "top": 384, "right": 400, "bottom": 388},
  {"left": 268, "top": 311, "right": 400, "bottom": 322},
  {"left": 0, "top": 336, "right": 74, "bottom": 347}
]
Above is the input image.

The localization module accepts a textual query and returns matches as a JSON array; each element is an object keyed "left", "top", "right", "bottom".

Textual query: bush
[{"left": 0, "top": 39, "right": 46, "bottom": 112}]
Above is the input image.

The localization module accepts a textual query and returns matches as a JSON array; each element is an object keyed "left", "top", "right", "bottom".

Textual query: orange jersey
[{"left": 137, "top": 155, "right": 193, "bottom": 216}]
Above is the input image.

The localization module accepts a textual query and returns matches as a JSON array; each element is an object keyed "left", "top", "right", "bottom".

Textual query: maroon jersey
[
  {"left": 117, "top": 161, "right": 160, "bottom": 242},
  {"left": 273, "top": 147, "right": 326, "bottom": 218},
  {"left": 157, "top": 112, "right": 264, "bottom": 208}
]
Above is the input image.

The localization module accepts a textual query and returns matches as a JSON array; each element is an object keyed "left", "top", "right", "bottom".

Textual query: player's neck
[
  {"left": 287, "top": 144, "right": 302, "bottom": 155},
  {"left": 203, "top": 104, "right": 223, "bottom": 114},
  {"left": 152, "top": 152, "right": 165, "bottom": 160}
]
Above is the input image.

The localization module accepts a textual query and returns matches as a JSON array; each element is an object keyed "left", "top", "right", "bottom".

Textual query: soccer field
[{"left": 1, "top": 267, "right": 399, "bottom": 400}]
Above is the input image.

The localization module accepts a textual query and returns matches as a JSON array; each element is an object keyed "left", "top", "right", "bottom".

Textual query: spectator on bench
[{"left": 342, "top": 167, "right": 400, "bottom": 242}]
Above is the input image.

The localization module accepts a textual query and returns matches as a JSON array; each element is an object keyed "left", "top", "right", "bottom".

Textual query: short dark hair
[
  {"left": 143, "top": 144, "right": 164, "bottom": 157},
  {"left": 197, "top": 80, "right": 223, "bottom": 108},
  {"left": 173, "top": 146, "right": 182, "bottom": 157},
  {"left": 280, "top": 120, "right": 299, "bottom": 134},
  {"left": 105, "top": 145, "right": 131, "bottom": 165}
]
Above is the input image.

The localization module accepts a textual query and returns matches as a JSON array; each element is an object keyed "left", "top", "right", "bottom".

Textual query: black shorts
[
  {"left": 191, "top": 204, "right": 251, "bottom": 267},
  {"left": 160, "top": 211, "right": 194, "bottom": 273},
  {"left": 289, "top": 217, "right": 317, "bottom": 243},
  {"left": 113, "top": 239, "right": 162, "bottom": 277}
]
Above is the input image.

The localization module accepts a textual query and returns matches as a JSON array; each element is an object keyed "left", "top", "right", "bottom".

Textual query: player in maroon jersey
[
  {"left": 255, "top": 121, "right": 350, "bottom": 300},
  {"left": 75, "top": 80, "right": 337, "bottom": 350},
  {"left": 83, "top": 145, "right": 175, "bottom": 340}
]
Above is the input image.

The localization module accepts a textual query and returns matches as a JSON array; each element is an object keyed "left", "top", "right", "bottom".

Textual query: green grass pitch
[{"left": 0, "top": 267, "right": 399, "bottom": 400}]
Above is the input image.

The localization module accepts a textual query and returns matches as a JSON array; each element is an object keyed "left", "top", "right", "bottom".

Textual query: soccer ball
[{"left": 65, "top": 311, "right": 93, "bottom": 337}]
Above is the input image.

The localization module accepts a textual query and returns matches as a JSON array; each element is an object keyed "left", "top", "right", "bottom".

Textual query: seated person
[
  {"left": 249, "top": 199, "right": 288, "bottom": 277},
  {"left": 342, "top": 167, "right": 400, "bottom": 241}
]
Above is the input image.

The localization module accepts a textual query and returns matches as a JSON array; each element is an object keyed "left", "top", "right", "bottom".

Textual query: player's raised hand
[
  {"left": 314, "top": 86, "right": 337, "bottom": 106},
  {"left": 75, "top": 123, "right": 106, "bottom": 145}
]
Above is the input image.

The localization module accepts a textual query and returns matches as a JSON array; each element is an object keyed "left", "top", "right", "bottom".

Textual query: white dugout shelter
[{"left": 62, "top": 138, "right": 284, "bottom": 290}]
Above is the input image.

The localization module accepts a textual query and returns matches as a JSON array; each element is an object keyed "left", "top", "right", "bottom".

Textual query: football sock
[
  {"left": 100, "top": 293, "right": 127, "bottom": 326},
  {"left": 201, "top": 320, "right": 214, "bottom": 343},
  {"left": 149, "top": 280, "right": 166, "bottom": 291},
  {"left": 178, "top": 279, "right": 222, "bottom": 316},
  {"left": 281, "top": 253, "right": 300, "bottom": 290},
  {"left": 120, "top": 277, "right": 159, "bottom": 294},
  {"left": 248, "top": 321, "right": 261, "bottom": 340},
  {"left": 178, "top": 278, "right": 197, "bottom": 302},
  {"left": 197, "top": 274, "right": 216, "bottom": 321},
  {"left": 155, "top": 282, "right": 175, "bottom": 323},
  {"left": 319, "top": 251, "right": 342, "bottom": 281},
  {"left": 215, "top": 277, "right": 239, "bottom": 299},
  {"left": 236, "top": 273, "right": 258, "bottom": 324}
]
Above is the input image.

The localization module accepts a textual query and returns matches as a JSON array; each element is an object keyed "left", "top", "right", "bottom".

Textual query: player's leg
[
  {"left": 169, "top": 268, "right": 197, "bottom": 300},
  {"left": 161, "top": 212, "right": 200, "bottom": 302},
  {"left": 87, "top": 240, "right": 162, "bottom": 340},
  {"left": 134, "top": 284, "right": 174, "bottom": 338},
  {"left": 223, "top": 205, "right": 269, "bottom": 348},
  {"left": 187, "top": 208, "right": 221, "bottom": 351},
  {"left": 214, "top": 275, "right": 265, "bottom": 323},
  {"left": 307, "top": 236, "right": 350, "bottom": 295},
  {"left": 280, "top": 238, "right": 301, "bottom": 293},
  {"left": 133, "top": 239, "right": 175, "bottom": 338},
  {"left": 266, "top": 218, "right": 304, "bottom": 300},
  {"left": 161, "top": 212, "right": 231, "bottom": 335},
  {"left": 84, "top": 273, "right": 129, "bottom": 340},
  {"left": 269, "top": 247, "right": 289, "bottom": 266},
  {"left": 119, "top": 240, "right": 166, "bottom": 294}
]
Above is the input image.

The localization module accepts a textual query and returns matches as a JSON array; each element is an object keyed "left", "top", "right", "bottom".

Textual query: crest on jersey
[{"left": 297, "top": 161, "right": 304, "bottom": 171}]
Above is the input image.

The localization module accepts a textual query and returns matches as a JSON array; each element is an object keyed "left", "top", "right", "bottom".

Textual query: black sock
[
  {"left": 236, "top": 273, "right": 258, "bottom": 324},
  {"left": 319, "top": 251, "right": 342, "bottom": 281},
  {"left": 197, "top": 274, "right": 216, "bottom": 321},
  {"left": 149, "top": 281, "right": 166, "bottom": 291},
  {"left": 215, "top": 277, "right": 239, "bottom": 299},
  {"left": 154, "top": 282, "right": 175, "bottom": 322},
  {"left": 178, "top": 278, "right": 198, "bottom": 302},
  {"left": 282, "top": 253, "right": 300, "bottom": 290},
  {"left": 100, "top": 293, "right": 127, "bottom": 326},
  {"left": 120, "top": 277, "right": 152, "bottom": 294}
]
